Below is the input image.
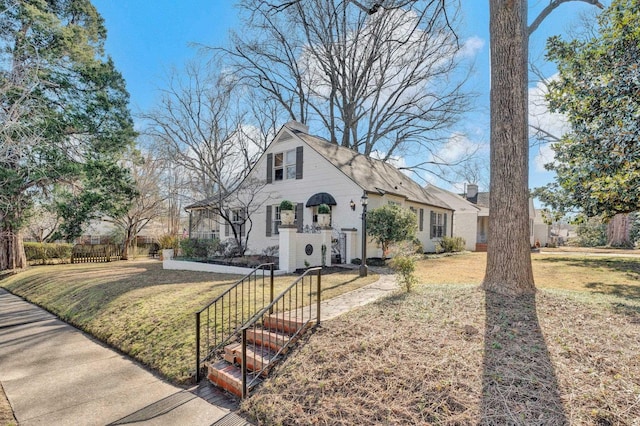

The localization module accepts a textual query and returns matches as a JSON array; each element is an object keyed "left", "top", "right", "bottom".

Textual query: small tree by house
[{"left": 367, "top": 205, "right": 417, "bottom": 257}]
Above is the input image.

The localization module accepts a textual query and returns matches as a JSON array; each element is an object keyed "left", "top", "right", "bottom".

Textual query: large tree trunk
[
  {"left": 483, "top": 0, "right": 535, "bottom": 296},
  {"left": 0, "top": 228, "right": 27, "bottom": 271},
  {"left": 607, "top": 213, "right": 631, "bottom": 247}
]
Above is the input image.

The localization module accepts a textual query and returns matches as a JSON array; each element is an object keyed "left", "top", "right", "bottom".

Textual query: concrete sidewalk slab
[{"left": 0, "top": 289, "right": 243, "bottom": 425}]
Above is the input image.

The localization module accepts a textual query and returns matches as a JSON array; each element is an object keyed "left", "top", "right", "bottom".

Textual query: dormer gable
[{"left": 265, "top": 122, "right": 308, "bottom": 184}]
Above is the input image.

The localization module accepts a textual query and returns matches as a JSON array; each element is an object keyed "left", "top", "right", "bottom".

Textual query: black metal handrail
[
  {"left": 240, "top": 267, "right": 322, "bottom": 398},
  {"left": 195, "top": 263, "right": 274, "bottom": 381}
]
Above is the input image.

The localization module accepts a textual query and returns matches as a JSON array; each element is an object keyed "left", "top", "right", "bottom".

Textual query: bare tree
[
  {"left": 218, "top": 0, "right": 471, "bottom": 173},
  {"left": 142, "top": 60, "right": 274, "bottom": 251},
  {"left": 211, "top": 178, "right": 270, "bottom": 256},
  {"left": 142, "top": 62, "right": 255, "bottom": 201},
  {"left": 103, "top": 151, "right": 166, "bottom": 260}
]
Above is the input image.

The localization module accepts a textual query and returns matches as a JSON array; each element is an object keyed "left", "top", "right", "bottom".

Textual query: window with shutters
[
  {"left": 274, "top": 149, "right": 297, "bottom": 181},
  {"left": 430, "top": 212, "right": 447, "bottom": 238},
  {"left": 230, "top": 208, "right": 245, "bottom": 237}
]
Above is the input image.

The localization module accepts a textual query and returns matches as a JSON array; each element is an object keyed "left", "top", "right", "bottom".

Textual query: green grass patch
[{"left": 1, "top": 260, "right": 377, "bottom": 383}]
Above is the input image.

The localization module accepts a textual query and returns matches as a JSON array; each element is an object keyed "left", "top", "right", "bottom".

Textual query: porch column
[
  {"left": 320, "top": 227, "right": 332, "bottom": 267},
  {"left": 278, "top": 225, "right": 297, "bottom": 273},
  {"left": 341, "top": 228, "right": 357, "bottom": 265}
]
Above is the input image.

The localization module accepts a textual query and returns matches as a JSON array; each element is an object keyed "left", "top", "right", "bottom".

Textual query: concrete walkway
[
  {"left": 0, "top": 269, "right": 398, "bottom": 425},
  {"left": 319, "top": 268, "right": 398, "bottom": 320},
  {"left": 0, "top": 289, "right": 247, "bottom": 426}
]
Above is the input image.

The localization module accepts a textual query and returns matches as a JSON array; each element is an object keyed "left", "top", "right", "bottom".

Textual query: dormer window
[
  {"left": 274, "top": 149, "right": 297, "bottom": 181},
  {"left": 266, "top": 146, "right": 303, "bottom": 183}
]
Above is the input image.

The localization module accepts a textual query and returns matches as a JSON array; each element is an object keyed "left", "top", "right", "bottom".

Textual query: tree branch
[{"left": 528, "top": 0, "right": 604, "bottom": 37}]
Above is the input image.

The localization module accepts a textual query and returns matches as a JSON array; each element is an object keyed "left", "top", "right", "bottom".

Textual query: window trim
[{"left": 273, "top": 149, "right": 297, "bottom": 182}]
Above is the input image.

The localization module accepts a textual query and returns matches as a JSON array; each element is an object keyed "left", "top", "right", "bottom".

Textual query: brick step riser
[
  {"left": 208, "top": 370, "right": 242, "bottom": 397},
  {"left": 263, "top": 316, "right": 308, "bottom": 334},
  {"left": 246, "top": 329, "right": 292, "bottom": 353},
  {"left": 223, "top": 352, "right": 272, "bottom": 376},
  {"left": 207, "top": 361, "right": 243, "bottom": 398}
]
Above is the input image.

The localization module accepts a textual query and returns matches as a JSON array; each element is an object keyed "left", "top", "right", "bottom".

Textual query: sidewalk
[
  {"left": 0, "top": 289, "right": 248, "bottom": 426},
  {"left": 0, "top": 269, "right": 398, "bottom": 425}
]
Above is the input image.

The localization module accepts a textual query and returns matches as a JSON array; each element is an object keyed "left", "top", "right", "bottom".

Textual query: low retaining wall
[{"left": 163, "top": 258, "right": 287, "bottom": 276}]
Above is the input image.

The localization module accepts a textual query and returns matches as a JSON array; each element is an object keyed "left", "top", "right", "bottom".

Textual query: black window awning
[{"left": 305, "top": 192, "right": 337, "bottom": 207}]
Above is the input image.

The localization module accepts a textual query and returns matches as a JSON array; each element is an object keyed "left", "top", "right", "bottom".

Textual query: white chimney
[
  {"left": 466, "top": 183, "right": 478, "bottom": 200},
  {"left": 285, "top": 121, "right": 309, "bottom": 133}
]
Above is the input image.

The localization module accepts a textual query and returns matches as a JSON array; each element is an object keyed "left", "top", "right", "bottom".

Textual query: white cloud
[
  {"left": 534, "top": 143, "right": 555, "bottom": 173},
  {"left": 431, "top": 132, "right": 479, "bottom": 163},
  {"left": 459, "top": 36, "right": 485, "bottom": 59},
  {"left": 528, "top": 76, "right": 570, "bottom": 141}
]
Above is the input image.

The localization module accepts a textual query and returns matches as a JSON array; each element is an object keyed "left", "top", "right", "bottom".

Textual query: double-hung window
[
  {"left": 274, "top": 149, "right": 297, "bottom": 181},
  {"left": 430, "top": 212, "right": 447, "bottom": 238}
]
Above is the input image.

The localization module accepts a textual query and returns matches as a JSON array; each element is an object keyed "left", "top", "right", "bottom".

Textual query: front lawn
[
  {"left": 416, "top": 251, "right": 640, "bottom": 295},
  {"left": 0, "top": 260, "right": 377, "bottom": 383},
  {"left": 242, "top": 252, "right": 640, "bottom": 425}
]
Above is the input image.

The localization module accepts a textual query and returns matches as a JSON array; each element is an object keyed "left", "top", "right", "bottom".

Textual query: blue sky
[{"left": 92, "top": 0, "right": 608, "bottom": 193}]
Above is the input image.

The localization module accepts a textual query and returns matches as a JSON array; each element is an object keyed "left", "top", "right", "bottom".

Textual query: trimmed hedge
[
  {"left": 24, "top": 242, "right": 73, "bottom": 264},
  {"left": 179, "top": 238, "right": 220, "bottom": 259}
]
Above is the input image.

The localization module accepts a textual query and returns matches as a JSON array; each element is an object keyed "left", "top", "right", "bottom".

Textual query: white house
[
  {"left": 460, "top": 185, "right": 550, "bottom": 250},
  {"left": 427, "top": 186, "right": 480, "bottom": 252},
  {"left": 186, "top": 122, "right": 459, "bottom": 261},
  {"left": 532, "top": 208, "right": 551, "bottom": 247}
]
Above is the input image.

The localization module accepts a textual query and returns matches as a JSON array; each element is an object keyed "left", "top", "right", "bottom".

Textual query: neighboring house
[
  {"left": 427, "top": 186, "right": 480, "bottom": 252},
  {"left": 532, "top": 208, "right": 551, "bottom": 247},
  {"left": 186, "top": 121, "right": 457, "bottom": 260},
  {"left": 461, "top": 185, "right": 550, "bottom": 250},
  {"left": 459, "top": 184, "right": 490, "bottom": 251}
]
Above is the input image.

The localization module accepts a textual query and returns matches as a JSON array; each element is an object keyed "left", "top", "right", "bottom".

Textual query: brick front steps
[{"left": 206, "top": 314, "right": 309, "bottom": 397}]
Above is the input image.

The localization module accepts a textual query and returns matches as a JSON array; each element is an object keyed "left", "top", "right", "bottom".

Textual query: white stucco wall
[
  {"left": 243, "top": 134, "right": 365, "bottom": 257},
  {"left": 452, "top": 210, "right": 478, "bottom": 251}
]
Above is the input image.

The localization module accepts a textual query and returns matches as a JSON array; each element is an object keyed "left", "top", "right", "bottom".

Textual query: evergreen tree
[
  {"left": 0, "top": 0, "right": 136, "bottom": 269},
  {"left": 538, "top": 0, "right": 640, "bottom": 219}
]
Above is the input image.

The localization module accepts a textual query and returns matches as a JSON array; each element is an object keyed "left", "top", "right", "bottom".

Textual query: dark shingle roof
[{"left": 299, "top": 133, "right": 452, "bottom": 210}]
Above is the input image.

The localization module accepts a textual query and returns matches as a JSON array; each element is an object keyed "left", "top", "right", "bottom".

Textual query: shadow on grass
[
  {"left": 536, "top": 256, "right": 640, "bottom": 279},
  {"left": 481, "top": 291, "right": 567, "bottom": 424},
  {"left": 584, "top": 281, "right": 640, "bottom": 301},
  {"left": 2, "top": 261, "right": 242, "bottom": 324}
]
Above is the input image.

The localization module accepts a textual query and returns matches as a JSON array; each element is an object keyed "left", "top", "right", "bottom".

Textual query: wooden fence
[{"left": 71, "top": 244, "right": 122, "bottom": 264}]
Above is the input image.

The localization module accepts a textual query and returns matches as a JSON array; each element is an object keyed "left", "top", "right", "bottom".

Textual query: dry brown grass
[
  {"left": 416, "top": 251, "right": 640, "bottom": 295},
  {"left": 242, "top": 252, "right": 640, "bottom": 425}
]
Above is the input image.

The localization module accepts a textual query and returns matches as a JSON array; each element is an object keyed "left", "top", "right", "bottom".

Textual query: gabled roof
[
  {"left": 186, "top": 122, "right": 454, "bottom": 211},
  {"left": 297, "top": 132, "right": 452, "bottom": 210},
  {"left": 427, "top": 185, "right": 480, "bottom": 212}
]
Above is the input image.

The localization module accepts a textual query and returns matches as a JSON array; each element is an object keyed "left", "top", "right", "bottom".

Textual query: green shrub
[
  {"left": 388, "top": 241, "right": 419, "bottom": 292},
  {"left": 179, "top": 238, "right": 220, "bottom": 259},
  {"left": 435, "top": 236, "right": 466, "bottom": 253},
  {"left": 317, "top": 203, "right": 330, "bottom": 214},
  {"left": 572, "top": 217, "right": 607, "bottom": 247},
  {"left": 367, "top": 204, "right": 417, "bottom": 256},
  {"left": 279, "top": 200, "right": 294, "bottom": 211},
  {"left": 24, "top": 242, "right": 73, "bottom": 264}
]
